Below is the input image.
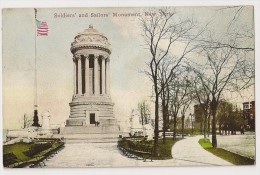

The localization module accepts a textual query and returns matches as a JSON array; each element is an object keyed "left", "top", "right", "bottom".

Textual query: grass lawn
[
  {"left": 119, "top": 137, "right": 181, "bottom": 160},
  {"left": 199, "top": 138, "right": 255, "bottom": 165},
  {"left": 3, "top": 141, "right": 64, "bottom": 167},
  {"left": 153, "top": 138, "right": 182, "bottom": 160},
  {"left": 3, "top": 142, "right": 33, "bottom": 161}
]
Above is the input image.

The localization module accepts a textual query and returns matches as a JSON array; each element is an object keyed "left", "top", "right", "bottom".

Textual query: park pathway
[
  {"left": 171, "top": 135, "right": 232, "bottom": 166},
  {"left": 43, "top": 136, "right": 232, "bottom": 167}
]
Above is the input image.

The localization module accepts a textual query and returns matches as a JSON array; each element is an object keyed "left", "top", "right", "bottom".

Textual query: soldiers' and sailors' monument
[{"left": 63, "top": 25, "right": 119, "bottom": 134}]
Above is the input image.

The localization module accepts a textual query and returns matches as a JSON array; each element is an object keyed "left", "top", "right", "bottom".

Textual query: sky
[{"left": 2, "top": 6, "right": 255, "bottom": 129}]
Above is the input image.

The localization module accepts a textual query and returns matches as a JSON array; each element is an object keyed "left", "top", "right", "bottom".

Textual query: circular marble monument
[{"left": 65, "top": 25, "right": 118, "bottom": 133}]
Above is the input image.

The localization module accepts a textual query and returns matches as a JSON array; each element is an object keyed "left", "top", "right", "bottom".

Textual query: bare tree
[
  {"left": 160, "top": 82, "right": 170, "bottom": 144},
  {"left": 140, "top": 7, "right": 196, "bottom": 154},
  {"left": 180, "top": 78, "right": 193, "bottom": 138},
  {"left": 168, "top": 67, "right": 192, "bottom": 140},
  {"left": 193, "top": 42, "right": 253, "bottom": 147},
  {"left": 158, "top": 58, "right": 175, "bottom": 144},
  {"left": 189, "top": 6, "right": 254, "bottom": 147},
  {"left": 197, "top": 6, "right": 254, "bottom": 52},
  {"left": 138, "top": 100, "right": 150, "bottom": 125},
  {"left": 192, "top": 76, "right": 211, "bottom": 141},
  {"left": 20, "top": 113, "right": 33, "bottom": 129}
]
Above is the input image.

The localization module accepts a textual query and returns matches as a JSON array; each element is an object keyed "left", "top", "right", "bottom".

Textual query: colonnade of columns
[{"left": 73, "top": 54, "right": 110, "bottom": 96}]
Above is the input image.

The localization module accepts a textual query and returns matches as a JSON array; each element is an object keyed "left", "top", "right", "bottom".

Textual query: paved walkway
[
  {"left": 43, "top": 136, "right": 232, "bottom": 167},
  {"left": 171, "top": 135, "right": 232, "bottom": 166}
]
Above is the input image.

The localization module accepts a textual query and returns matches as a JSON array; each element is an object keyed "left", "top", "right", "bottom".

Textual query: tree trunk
[
  {"left": 141, "top": 107, "right": 144, "bottom": 125},
  {"left": 153, "top": 91, "right": 159, "bottom": 156},
  {"left": 225, "top": 124, "right": 227, "bottom": 135},
  {"left": 211, "top": 98, "right": 217, "bottom": 148},
  {"left": 162, "top": 100, "right": 166, "bottom": 144},
  {"left": 219, "top": 123, "right": 222, "bottom": 135},
  {"left": 204, "top": 114, "right": 207, "bottom": 141},
  {"left": 173, "top": 115, "right": 177, "bottom": 140},
  {"left": 23, "top": 114, "right": 26, "bottom": 129},
  {"left": 181, "top": 114, "right": 185, "bottom": 138},
  {"left": 207, "top": 115, "right": 211, "bottom": 137},
  {"left": 212, "top": 112, "right": 217, "bottom": 147},
  {"left": 200, "top": 122, "right": 203, "bottom": 134}
]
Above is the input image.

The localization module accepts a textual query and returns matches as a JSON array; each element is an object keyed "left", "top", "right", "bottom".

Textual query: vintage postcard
[{"left": 2, "top": 6, "right": 255, "bottom": 168}]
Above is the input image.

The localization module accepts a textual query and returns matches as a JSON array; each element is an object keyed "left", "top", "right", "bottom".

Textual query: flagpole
[{"left": 32, "top": 8, "right": 40, "bottom": 127}]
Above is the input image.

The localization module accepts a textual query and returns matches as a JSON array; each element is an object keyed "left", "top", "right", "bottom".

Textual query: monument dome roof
[{"left": 70, "top": 24, "right": 111, "bottom": 54}]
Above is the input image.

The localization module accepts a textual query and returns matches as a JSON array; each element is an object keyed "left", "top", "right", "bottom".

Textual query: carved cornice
[
  {"left": 71, "top": 44, "right": 111, "bottom": 55},
  {"left": 73, "top": 53, "right": 110, "bottom": 61},
  {"left": 69, "top": 101, "right": 115, "bottom": 106},
  {"left": 75, "top": 35, "right": 109, "bottom": 45}
]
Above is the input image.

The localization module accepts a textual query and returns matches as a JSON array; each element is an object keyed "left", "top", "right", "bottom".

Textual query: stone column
[
  {"left": 106, "top": 58, "right": 110, "bottom": 96},
  {"left": 101, "top": 57, "right": 106, "bottom": 95},
  {"left": 85, "top": 111, "right": 90, "bottom": 125},
  {"left": 85, "top": 55, "right": 89, "bottom": 96},
  {"left": 94, "top": 54, "right": 99, "bottom": 95},
  {"left": 77, "top": 55, "right": 82, "bottom": 95},
  {"left": 73, "top": 57, "right": 76, "bottom": 95}
]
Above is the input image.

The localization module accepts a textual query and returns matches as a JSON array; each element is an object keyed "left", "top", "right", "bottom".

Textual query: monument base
[
  {"left": 61, "top": 118, "right": 119, "bottom": 134},
  {"left": 59, "top": 124, "right": 124, "bottom": 143}
]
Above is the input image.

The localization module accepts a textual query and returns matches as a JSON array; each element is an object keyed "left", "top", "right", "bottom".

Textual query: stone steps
[
  {"left": 61, "top": 124, "right": 121, "bottom": 134},
  {"left": 52, "top": 132, "right": 129, "bottom": 143},
  {"left": 57, "top": 133, "right": 120, "bottom": 143},
  {"left": 61, "top": 126, "right": 102, "bottom": 134}
]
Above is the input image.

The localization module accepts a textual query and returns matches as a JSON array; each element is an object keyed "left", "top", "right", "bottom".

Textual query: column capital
[
  {"left": 94, "top": 54, "right": 100, "bottom": 59},
  {"left": 83, "top": 54, "right": 90, "bottom": 59},
  {"left": 74, "top": 54, "right": 81, "bottom": 60},
  {"left": 101, "top": 54, "right": 109, "bottom": 60}
]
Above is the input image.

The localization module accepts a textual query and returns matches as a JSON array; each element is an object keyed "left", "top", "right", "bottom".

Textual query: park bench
[
  {"left": 118, "top": 139, "right": 153, "bottom": 162},
  {"left": 23, "top": 143, "right": 52, "bottom": 157},
  {"left": 29, "top": 141, "right": 65, "bottom": 168}
]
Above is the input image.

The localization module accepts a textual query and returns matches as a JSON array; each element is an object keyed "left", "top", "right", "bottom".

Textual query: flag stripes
[{"left": 36, "top": 20, "right": 48, "bottom": 36}]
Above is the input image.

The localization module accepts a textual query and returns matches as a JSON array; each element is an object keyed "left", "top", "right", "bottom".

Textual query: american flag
[{"left": 36, "top": 20, "right": 48, "bottom": 36}]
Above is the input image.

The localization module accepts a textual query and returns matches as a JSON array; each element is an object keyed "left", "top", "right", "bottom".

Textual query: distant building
[
  {"left": 242, "top": 101, "right": 255, "bottom": 131},
  {"left": 193, "top": 104, "right": 206, "bottom": 132},
  {"left": 194, "top": 104, "right": 206, "bottom": 122}
]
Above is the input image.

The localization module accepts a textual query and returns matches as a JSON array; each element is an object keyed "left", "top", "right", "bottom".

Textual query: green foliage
[
  {"left": 199, "top": 138, "right": 255, "bottom": 165},
  {"left": 155, "top": 138, "right": 181, "bottom": 160},
  {"left": 118, "top": 137, "right": 181, "bottom": 160},
  {"left": 23, "top": 143, "right": 52, "bottom": 157},
  {"left": 3, "top": 142, "right": 33, "bottom": 161},
  {"left": 217, "top": 101, "right": 243, "bottom": 132},
  {"left": 194, "top": 104, "right": 207, "bottom": 123},
  {"left": 198, "top": 138, "right": 212, "bottom": 148},
  {"left": 3, "top": 141, "right": 64, "bottom": 167}
]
